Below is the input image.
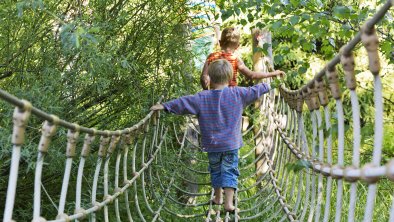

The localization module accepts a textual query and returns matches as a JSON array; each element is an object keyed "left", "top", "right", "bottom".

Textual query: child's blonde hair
[
  {"left": 220, "top": 27, "right": 240, "bottom": 49},
  {"left": 208, "top": 59, "right": 233, "bottom": 85}
]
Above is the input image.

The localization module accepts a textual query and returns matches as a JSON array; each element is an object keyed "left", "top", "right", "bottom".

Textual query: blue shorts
[{"left": 207, "top": 149, "right": 240, "bottom": 189}]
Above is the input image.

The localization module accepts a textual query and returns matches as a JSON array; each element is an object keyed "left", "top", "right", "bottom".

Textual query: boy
[
  {"left": 150, "top": 59, "right": 275, "bottom": 212},
  {"left": 200, "top": 27, "right": 284, "bottom": 89}
]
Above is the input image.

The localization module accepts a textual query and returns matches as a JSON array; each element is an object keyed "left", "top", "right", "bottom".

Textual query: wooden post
[{"left": 251, "top": 29, "right": 275, "bottom": 179}]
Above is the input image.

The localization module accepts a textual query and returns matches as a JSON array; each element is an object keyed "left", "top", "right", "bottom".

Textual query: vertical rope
[
  {"left": 57, "top": 128, "right": 79, "bottom": 219},
  {"left": 307, "top": 110, "right": 317, "bottom": 222},
  {"left": 3, "top": 102, "right": 31, "bottom": 222},
  {"left": 299, "top": 113, "right": 310, "bottom": 221},
  {"left": 314, "top": 110, "right": 324, "bottom": 222},
  {"left": 323, "top": 106, "right": 333, "bottom": 222},
  {"left": 334, "top": 99, "right": 345, "bottom": 222},
  {"left": 103, "top": 135, "right": 120, "bottom": 221},
  {"left": 114, "top": 141, "right": 123, "bottom": 222},
  {"left": 348, "top": 89, "right": 361, "bottom": 221},
  {"left": 362, "top": 24, "right": 383, "bottom": 222},
  {"left": 33, "top": 118, "right": 58, "bottom": 221},
  {"left": 91, "top": 134, "right": 110, "bottom": 222},
  {"left": 133, "top": 128, "right": 147, "bottom": 222},
  {"left": 293, "top": 110, "right": 304, "bottom": 215},
  {"left": 140, "top": 122, "right": 157, "bottom": 216},
  {"left": 122, "top": 134, "right": 134, "bottom": 222},
  {"left": 75, "top": 133, "right": 95, "bottom": 222},
  {"left": 390, "top": 197, "right": 394, "bottom": 222}
]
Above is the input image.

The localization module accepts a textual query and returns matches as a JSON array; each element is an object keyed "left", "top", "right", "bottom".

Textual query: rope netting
[{"left": 1, "top": 0, "right": 394, "bottom": 221}]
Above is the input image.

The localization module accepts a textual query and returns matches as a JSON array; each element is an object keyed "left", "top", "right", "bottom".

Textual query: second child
[{"left": 200, "top": 27, "right": 284, "bottom": 89}]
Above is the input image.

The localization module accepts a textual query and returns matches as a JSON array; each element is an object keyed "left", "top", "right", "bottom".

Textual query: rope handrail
[{"left": 0, "top": 88, "right": 162, "bottom": 135}]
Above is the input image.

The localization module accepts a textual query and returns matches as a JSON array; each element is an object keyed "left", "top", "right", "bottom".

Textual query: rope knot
[
  {"left": 74, "top": 208, "right": 87, "bottom": 220},
  {"left": 107, "top": 134, "right": 120, "bottom": 154},
  {"left": 325, "top": 67, "right": 341, "bottom": 100},
  {"left": 344, "top": 165, "right": 359, "bottom": 182},
  {"left": 340, "top": 50, "right": 357, "bottom": 90},
  {"left": 12, "top": 100, "right": 32, "bottom": 145},
  {"left": 38, "top": 118, "right": 58, "bottom": 153},
  {"left": 330, "top": 165, "right": 344, "bottom": 179},
  {"left": 66, "top": 127, "right": 80, "bottom": 158},
  {"left": 361, "top": 25, "right": 380, "bottom": 75},
  {"left": 361, "top": 163, "right": 380, "bottom": 183},
  {"left": 81, "top": 133, "right": 95, "bottom": 157},
  {"left": 98, "top": 134, "right": 110, "bottom": 157}
]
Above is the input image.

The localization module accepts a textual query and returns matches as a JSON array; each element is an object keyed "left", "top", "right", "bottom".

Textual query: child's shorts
[{"left": 208, "top": 149, "right": 240, "bottom": 189}]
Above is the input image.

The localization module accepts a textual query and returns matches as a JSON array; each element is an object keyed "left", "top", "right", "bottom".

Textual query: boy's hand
[
  {"left": 150, "top": 104, "right": 164, "bottom": 111},
  {"left": 274, "top": 70, "right": 285, "bottom": 78}
]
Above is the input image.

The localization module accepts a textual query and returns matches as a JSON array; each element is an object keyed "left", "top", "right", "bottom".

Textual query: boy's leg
[
  {"left": 224, "top": 187, "right": 235, "bottom": 211},
  {"left": 208, "top": 152, "right": 223, "bottom": 204},
  {"left": 213, "top": 187, "right": 223, "bottom": 204},
  {"left": 221, "top": 149, "right": 239, "bottom": 211}
]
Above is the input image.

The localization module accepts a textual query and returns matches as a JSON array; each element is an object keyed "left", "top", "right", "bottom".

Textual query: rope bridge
[{"left": 1, "top": 0, "right": 394, "bottom": 221}]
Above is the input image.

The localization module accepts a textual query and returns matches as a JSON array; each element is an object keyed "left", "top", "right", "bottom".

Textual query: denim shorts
[{"left": 208, "top": 149, "right": 240, "bottom": 189}]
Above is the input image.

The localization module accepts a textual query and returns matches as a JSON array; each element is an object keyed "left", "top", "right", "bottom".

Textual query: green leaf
[
  {"left": 247, "top": 13, "right": 254, "bottom": 22},
  {"left": 271, "top": 21, "right": 283, "bottom": 29},
  {"left": 381, "top": 41, "right": 392, "bottom": 54},
  {"left": 289, "top": 15, "right": 300, "bottom": 25},
  {"left": 298, "top": 66, "right": 307, "bottom": 74},
  {"left": 270, "top": 78, "right": 281, "bottom": 89},
  {"left": 290, "top": 0, "right": 300, "bottom": 7},
  {"left": 333, "top": 6, "right": 351, "bottom": 19}
]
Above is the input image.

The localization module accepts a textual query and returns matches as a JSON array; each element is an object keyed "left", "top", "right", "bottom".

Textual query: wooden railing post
[{"left": 252, "top": 29, "right": 275, "bottom": 179}]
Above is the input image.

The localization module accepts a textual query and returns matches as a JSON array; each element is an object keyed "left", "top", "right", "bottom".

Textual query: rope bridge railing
[
  {"left": 0, "top": 88, "right": 170, "bottom": 222},
  {"left": 270, "top": 0, "right": 394, "bottom": 221},
  {"left": 1, "top": 0, "right": 393, "bottom": 221}
]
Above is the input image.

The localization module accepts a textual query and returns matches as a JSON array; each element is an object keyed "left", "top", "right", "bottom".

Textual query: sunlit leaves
[
  {"left": 332, "top": 5, "right": 352, "bottom": 19},
  {"left": 289, "top": 15, "right": 300, "bottom": 25}
]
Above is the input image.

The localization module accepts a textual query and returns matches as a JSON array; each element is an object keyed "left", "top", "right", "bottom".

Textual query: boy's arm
[
  {"left": 238, "top": 83, "right": 271, "bottom": 106},
  {"left": 200, "top": 61, "right": 209, "bottom": 90},
  {"left": 237, "top": 58, "right": 285, "bottom": 79},
  {"left": 151, "top": 95, "right": 199, "bottom": 115}
]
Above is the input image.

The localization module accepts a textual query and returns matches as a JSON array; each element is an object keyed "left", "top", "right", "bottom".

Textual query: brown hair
[
  {"left": 220, "top": 27, "right": 240, "bottom": 49},
  {"left": 208, "top": 59, "right": 233, "bottom": 85}
]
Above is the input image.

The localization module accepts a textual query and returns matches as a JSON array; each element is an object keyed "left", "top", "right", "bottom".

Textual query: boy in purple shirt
[{"left": 150, "top": 59, "right": 278, "bottom": 212}]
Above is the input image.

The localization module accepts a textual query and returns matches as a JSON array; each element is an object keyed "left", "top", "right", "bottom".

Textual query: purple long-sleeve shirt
[{"left": 163, "top": 83, "right": 270, "bottom": 152}]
